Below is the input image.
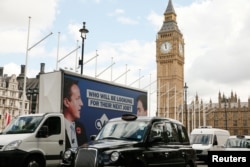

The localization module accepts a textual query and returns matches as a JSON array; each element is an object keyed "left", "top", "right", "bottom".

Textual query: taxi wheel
[
  {"left": 124, "top": 159, "right": 145, "bottom": 167},
  {"left": 24, "top": 156, "right": 45, "bottom": 167},
  {"left": 127, "top": 161, "right": 145, "bottom": 167},
  {"left": 185, "top": 162, "right": 194, "bottom": 167}
]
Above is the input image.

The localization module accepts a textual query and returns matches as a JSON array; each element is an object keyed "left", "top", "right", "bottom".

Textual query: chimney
[
  {"left": 36, "top": 63, "right": 45, "bottom": 78},
  {"left": 17, "top": 65, "right": 26, "bottom": 80},
  {"left": 40, "top": 63, "right": 45, "bottom": 73},
  {"left": 0, "top": 67, "right": 3, "bottom": 77},
  {"left": 21, "top": 65, "right": 25, "bottom": 74}
]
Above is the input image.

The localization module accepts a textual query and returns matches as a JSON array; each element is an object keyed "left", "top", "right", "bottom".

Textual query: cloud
[
  {"left": 0, "top": 0, "right": 58, "bottom": 54},
  {"left": 108, "top": 9, "right": 124, "bottom": 16},
  {"left": 0, "top": 0, "right": 58, "bottom": 30},
  {"left": 108, "top": 8, "right": 138, "bottom": 25},
  {"left": 177, "top": 0, "right": 250, "bottom": 101},
  {"left": 2, "top": 0, "right": 250, "bottom": 107},
  {"left": 3, "top": 63, "right": 20, "bottom": 76},
  {"left": 147, "top": 11, "right": 162, "bottom": 31},
  {"left": 80, "top": 39, "right": 156, "bottom": 88},
  {"left": 116, "top": 16, "right": 138, "bottom": 25}
]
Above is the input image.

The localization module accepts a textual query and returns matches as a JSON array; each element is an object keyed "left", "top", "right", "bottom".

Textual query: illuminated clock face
[
  {"left": 179, "top": 43, "right": 183, "bottom": 56},
  {"left": 160, "top": 42, "right": 172, "bottom": 53}
]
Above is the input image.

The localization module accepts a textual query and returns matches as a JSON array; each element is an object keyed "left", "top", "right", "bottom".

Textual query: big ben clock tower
[{"left": 156, "top": 0, "right": 184, "bottom": 119}]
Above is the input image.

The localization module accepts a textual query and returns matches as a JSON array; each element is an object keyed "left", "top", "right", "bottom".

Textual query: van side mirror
[
  {"left": 213, "top": 140, "right": 218, "bottom": 146},
  {"left": 36, "top": 125, "right": 49, "bottom": 138}
]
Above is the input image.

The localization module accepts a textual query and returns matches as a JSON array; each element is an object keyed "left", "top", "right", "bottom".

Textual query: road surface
[{"left": 196, "top": 161, "right": 207, "bottom": 167}]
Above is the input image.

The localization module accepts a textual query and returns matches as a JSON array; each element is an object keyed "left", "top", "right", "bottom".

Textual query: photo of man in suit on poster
[
  {"left": 63, "top": 77, "right": 88, "bottom": 149},
  {"left": 136, "top": 94, "right": 147, "bottom": 116}
]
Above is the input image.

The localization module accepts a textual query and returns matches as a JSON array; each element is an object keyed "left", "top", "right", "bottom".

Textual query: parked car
[
  {"left": 224, "top": 135, "right": 250, "bottom": 149},
  {"left": 61, "top": 114, "right": 197, "bottom": 167}
]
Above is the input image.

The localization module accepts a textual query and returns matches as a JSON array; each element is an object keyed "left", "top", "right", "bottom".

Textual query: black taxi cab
[{"left": 61, "top": 114, "right": 197, "bottom": 167}]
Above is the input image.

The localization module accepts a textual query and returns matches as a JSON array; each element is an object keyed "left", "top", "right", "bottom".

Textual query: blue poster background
[{"left": 64, "top": 74, "right": 147, "bottom": 141}]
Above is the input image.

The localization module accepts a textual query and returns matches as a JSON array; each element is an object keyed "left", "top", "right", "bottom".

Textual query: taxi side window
[
  {"left": 176, "top": 124, "right": 189, "bottom": 143},
  {"left": 150, "top": 121, "right": 189, "bottom": 144},
  {"left": 150, "top": 122, "right": 164, "bottom": 138},
  {"left": 165, "top": 122, "right": 179, "bottom": 143}
]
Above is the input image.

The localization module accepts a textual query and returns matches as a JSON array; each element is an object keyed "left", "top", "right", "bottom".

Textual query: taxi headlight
[
  {"left": 63, "top": 150, "right": 72, "bottom": 160},
  {"left": 110, "top": 151, "right": 119, "bottom": 162}
]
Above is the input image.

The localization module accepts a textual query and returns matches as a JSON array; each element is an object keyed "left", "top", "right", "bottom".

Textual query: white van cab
[
  {"left": 190, "top": 126, "right": 230, "bottom": 162},
  {"left": 0, "top": 112, "right": 66, "bottom": 167}
]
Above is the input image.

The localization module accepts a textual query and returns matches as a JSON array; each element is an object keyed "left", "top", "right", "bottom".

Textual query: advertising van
[{"left": 0, "top": 70, "right": 147, "bottom": 167}]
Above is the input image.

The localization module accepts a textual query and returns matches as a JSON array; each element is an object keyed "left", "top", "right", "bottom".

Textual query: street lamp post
[
  {"left": 32, "top": 88, "right": 39, "bottom": 113},
  {"left": 184, "top": 82, "right": 188, "bottom": 129},
  {"left": 26, "top": 88, "right": 39, "bottom": 114},
  {"left": 79, "top": 22, "right": 89, "bottom": 75},
  {"left": 26, "top": 88, "right": 32, "bottom": 113}
]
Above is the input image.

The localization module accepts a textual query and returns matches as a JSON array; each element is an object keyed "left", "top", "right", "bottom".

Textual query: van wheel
[{"left": 24, "top": 156, "right": 45, "bottom": 167}]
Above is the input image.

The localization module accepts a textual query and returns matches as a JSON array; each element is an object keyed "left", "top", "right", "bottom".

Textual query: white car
[{"left": 224, "top": 135, "right": 250, "bottom": 149}]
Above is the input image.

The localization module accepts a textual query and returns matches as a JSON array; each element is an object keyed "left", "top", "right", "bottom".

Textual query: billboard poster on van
[{"left": 63, "top": 73, "right": 147, "bottom": 143}]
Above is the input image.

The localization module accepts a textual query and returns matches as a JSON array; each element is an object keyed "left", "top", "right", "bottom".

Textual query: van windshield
[
  {"left": 190, "top": 134, "right": 213, "bottom": 145},
  {"left": 2, "top": 116, "right": 43, "bottom": 134}
]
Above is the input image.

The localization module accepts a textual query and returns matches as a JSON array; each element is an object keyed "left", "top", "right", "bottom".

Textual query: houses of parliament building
[{"left": 1, "top": 0, "right": 250, "bottom": 135}]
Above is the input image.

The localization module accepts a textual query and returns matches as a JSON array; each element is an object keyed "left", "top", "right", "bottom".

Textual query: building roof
[
  {"left": 164, "top": 0, "right": 176, "bottom": 15},
  {"left": 158, "top": 0, "right": 181, "bottom": 33}
]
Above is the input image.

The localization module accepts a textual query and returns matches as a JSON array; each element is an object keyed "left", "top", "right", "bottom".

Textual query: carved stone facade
[
  {"left": 187, "top": 92, "right": 250, "bottom": 135},
  {"left": 0, "top": 69, "right": 29, "bottom": 130},
  {"left": 0, "top": 64, "right": 44, "bottom": 131}
]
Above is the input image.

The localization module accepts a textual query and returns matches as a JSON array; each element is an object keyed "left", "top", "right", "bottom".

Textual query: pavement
[{"left": 196, "top": 161, "right": 207, "bottom": 167}]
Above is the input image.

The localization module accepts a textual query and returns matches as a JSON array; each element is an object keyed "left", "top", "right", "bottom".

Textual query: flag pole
[{"left": 21, "top": 16, "right": 31, "bottom": 115}]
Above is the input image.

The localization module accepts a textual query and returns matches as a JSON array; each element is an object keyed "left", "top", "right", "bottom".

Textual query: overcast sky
[{"left": 1, "top": 0, "right": 250, "bottom": 115}]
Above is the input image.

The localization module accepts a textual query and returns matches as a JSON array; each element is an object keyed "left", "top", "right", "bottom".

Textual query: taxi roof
[{"left": 109, "top": 114, "right": 184, "bottom": 125}]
